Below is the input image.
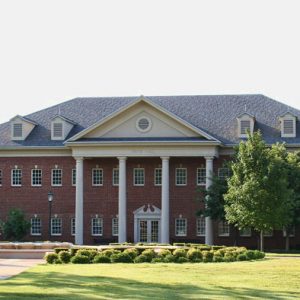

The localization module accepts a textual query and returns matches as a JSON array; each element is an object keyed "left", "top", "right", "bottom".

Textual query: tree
[
  {"left": 224, "top": 131, "right": 293, "bottom": 251},
  {"left": 0, "top": 208, "right": 31, "bottom": 241}
]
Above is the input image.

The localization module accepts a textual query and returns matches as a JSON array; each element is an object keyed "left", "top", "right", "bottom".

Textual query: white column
[
  {"left": 118, "top": 157, "right": 127, "bottom": 243},
  {"left": 205, "top": 156, "right": 214, "bottom": 245},
  {"left": 75, "top": 157, "right": 84, "bottom": 245},
  {"left": 161, "top": 157, "right": 170, "bottom": 244}
]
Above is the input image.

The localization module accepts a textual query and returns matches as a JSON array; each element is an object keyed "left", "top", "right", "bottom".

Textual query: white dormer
[
  {"left": 51, "top": 115, "right": 76, "bottom": 140},
  {"left": 237, "top": 113, "right": 255, "bottom": 138},
  {"left": 10, "top": 115, "right": 37, "bottom": 141},
  {"left": 279, "top": 112, "right": 297, "bottom": 138}
]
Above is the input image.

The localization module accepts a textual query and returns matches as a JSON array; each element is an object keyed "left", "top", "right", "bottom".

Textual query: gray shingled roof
[{"left": 0, "top": 94, "right": 299, "bottom": 147}]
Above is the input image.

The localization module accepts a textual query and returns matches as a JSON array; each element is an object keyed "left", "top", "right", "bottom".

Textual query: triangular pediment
[{"left": 68, "top": 97, "right": 219, "bottom": 142}]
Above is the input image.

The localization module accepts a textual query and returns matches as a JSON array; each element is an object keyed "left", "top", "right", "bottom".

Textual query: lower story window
[
  {"left": 218, "top": 220, "right": 230, "bottom": 236},
  {"left": 283, "top": 226, "right": 295, "bottom": 237},
  {"left": 112, "top": 218, "right": 118, "bottom": 236},
  {"left": 71, "top": 218, "right": 75, "bottom": 236},
  {"left": 196, "top": 216, "right": 205, "bottom": 236},
  {"left": 239, "top": 227, "right": 251, "bottom": 237},
  {"left": 91, "top": 217, "right": 103, "bottom": 236},
  {"left": 263, "top": 229, "right": 273, "bottom": 237},
  {"left": 175, "top": 218, "right": 187, "bottom": 236},
  {"left": 51, "top": 218, "right": 62, "bottom": 236},
  {"left": 31, "top": 217, "right": 41, "bottom": 236}
]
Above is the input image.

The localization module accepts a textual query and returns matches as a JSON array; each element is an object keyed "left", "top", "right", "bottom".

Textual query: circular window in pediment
[{"left": 136, "top": 116, "right": 152, "bottom": 133}]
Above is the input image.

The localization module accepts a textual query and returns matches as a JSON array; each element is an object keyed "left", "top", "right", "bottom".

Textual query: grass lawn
[{"left": 0, "top": 258, "right": 299, "bottom": 299}]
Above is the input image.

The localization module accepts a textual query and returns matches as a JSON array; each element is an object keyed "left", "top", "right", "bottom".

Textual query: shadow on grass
[{"left": 0, "top": 270, "right": 298, "bottom": 300}]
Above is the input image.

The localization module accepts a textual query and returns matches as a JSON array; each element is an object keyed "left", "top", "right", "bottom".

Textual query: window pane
[
  {"left": 12, "top": 169, "right": 22, "bottom": 186},
  {"left": 113, "top": 168, "right": 119, "bottom": 186},
  {"left": 134, "top": 168, "right": 145, "bottom": 186},
  {"left": 51, "top": 218, "right": 62, "bottom": 235},
  {"left": 218, "top": 221, "right": 230, "bottom": 236},
  {"left": 112, "top": 218, "right": 118, "bottom": 236},
  {"left": 72, "top": 169, "right": 76, "bottom": 186},
  {"left": 13, "top": 123, "right": 23, "bottom": 137},
  {"left": 218, "top": 168, "right": 229, "bottom": 180},
  {"left": 52, "top": 169, "right": 62, "bottom": 186},
  {"left": 31, "top": 169, "right": 42, "bottom": 186},
  {"left": 176, "top": 168, "right": 187, "bottom": 185},
  {"left": 197, "top": 168, "right": 206, "bottom": 185},
  {"left": 53, "top": 123, "right": 63, "bottom": 138},
  {"left": 240, "top": 120, "right": 250, "bottom": 135},
  {"left": 240, "top": 227, "right": 251, "bottom": 237},
  {"left": 31, "top": 218, "right": 41, "bottom": 235},
  {"left": 283, "top": 120, "right": 294, "bottom": 134},
  {"left": 71, "top": 218, "right": 75, "bottom": 236},
  {"left": 196, "top": 217, "right": 205, "bottom": 236},
  {"left": 154, "top": 168, "right": 162, "bottom": 186},
  {"left": 92, "top": 169, "right": 103, "bottom": 186},
  {"left": 91, "top": 218, "right": 103, "bottom": 236},
  {"left": 175, "top": 218, "right": 187, "bottom": 236}
]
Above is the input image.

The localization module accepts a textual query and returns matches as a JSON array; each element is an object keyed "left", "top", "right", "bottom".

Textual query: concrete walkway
[{"left": 0, "top": 259, "right": 44, "bottom": 280}]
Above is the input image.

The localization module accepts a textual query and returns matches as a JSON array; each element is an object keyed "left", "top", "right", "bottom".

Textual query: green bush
[
  {"left": 58, "top": 251, "right": 71, "bottom": 263},
  {"left": 55, "top": 259, "right": 62, "bottom": 264},
  {"left": 111, "top": 252, "right": 133, "bottom": 263},
  {"left": 213, "top": 250, "right": 225, "bottom": 257},
  {"left": 123, "top": 248, "right": 138, "bottom": 260},
  {"left": 76, "top": 249, "right": 97, "bottom": 259},
  {"left": 187, "top": 248, "right": 202, "bottom": 261},
  {"left": 253, "top": 250, "right": 265, "bottom": 259},
  {"left": 93, "top": 254, "right": 111, "bottom": 263},
  {"left": 176, "top": 257, "right": 189, "bottom": 263},
  {"left": 151, "top": 257, "right": 164, "bottom": 263},
  {"left": 71, "top": 255, "right": 90, "bottom": 264},
  {"left": 141, "top": 249, "right": 156, "bottom": 260},
  {"left": 173, "top": 248, "right": 187, "bottom": 258},
  {"left": 212, "top": 245, "right": 226, "bottom": 250},
  {"left": 213, "top": 254, "right": 224, "bottom": 262},
  {"left": 198, "top": 246, "right": 211, "bottom": 251},
  {"left": 70, "top": 248, "right": 81, "bottom": 256},
  {"left": 164, "top": 254, "right": 176, "bottom": 263},
  {"left": 173, "top": 243, "right": 185, "bottom": 246},
  {"left": 224, "top": 252, "right": 236, "bottom": 262},
  {"left": 202, "top": 250, "right": 213, "bottom": 262},
  {"left": 134, "top": 254, "right": 151, "bottom": 263},
  {"left": 44, "top": 253, "right": 59, "bottom": 264},
  {"left": 245, "top": 250, "right": 256, "bottom": 260},
  {"left": 237, "top": 254, "right": 248, "bottom": 261},
  {"left": 54, "top": 248, "right": 69, "bottom": 254},
  {"left": 102, "top": 249, "right": 120, "bottom": 257},
  {"left": 157, "top": 249, "right": 172, "bottom": 257}
]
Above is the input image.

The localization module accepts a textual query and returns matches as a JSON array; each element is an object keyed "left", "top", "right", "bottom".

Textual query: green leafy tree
[
  {"left": 0, "top": 208, "right": 31, "bottom": 241},
  {"left": 224, "top": 132, "right": 293, "bottom": 251}
]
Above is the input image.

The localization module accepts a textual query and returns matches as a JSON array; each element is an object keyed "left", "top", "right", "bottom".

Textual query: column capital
[
  {"left": 204, "top": 156, "right": 214, "bottom": 161},
  {"left": 74, "top": 156, "right": 84, "bottom": 161},
  {"left": 117, "top": 156, "right": 127, "bottom": 161},
  {"left": 160, "top": 156, "right": 170, "bottom": 161}
]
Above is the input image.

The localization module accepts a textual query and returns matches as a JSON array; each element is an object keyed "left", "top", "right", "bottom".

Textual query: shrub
[
  {"left": 58, "top": 251, "right": 71, "bottom": 263},
  {"left": 173, "top": 243, "right": 185, "bottom": 246},
  {"left": 202, "top": 250, "right": 213, "bottom": 262},
  {"left": 93, "top": 254, "right": 111, "bottom": 263},
  {"left": 213, "top": 254, "right": 224, "bottom": 262},
  {"left": 176, "top": 257, "right": 189, "bottom": 263},
  {"left": 44, "top": 253, "right": 59, "bottom": 264},
  {"left": 157, "top": 249, "right": 172, "bottom": 258},
  {"left": 214, "top": 250, "right": 225, "bottom": 257},
  {"left": 123, "top": 248, "right": 138, "bottom": 260},
  {"left": 54, "top": 248, "right": 69, "bottom": 254},
  {"left": 141, "top": 249, "right": 156, "bottom": 260},
  {"left": 102, "top": 249, "right": 120, "bottom": 257},
  {"left": 173, "top": 248, "right": 187, "bottom": 258},
  {"left": 237, "top": 254, "right": 248, "bottom": 261},
  {"left": 212, "top": 246, "right": 225, "bottom": 250},
  {"left": 152, "top": 257, "right": 164, "bottom": 263},
  {"left": 253, "top": 250, "right": 265, "bottom": 259},
  {"left": 70, "top": 248, "right": 81, "bottom": 256},
  {"left": 224, "top": 252, "right": 236, "bottom": 262},
  {"left": 245, "top": 250, "right": 256, "bottom": 260},
  {"left": 187, "top": 248, "right": 202, "bottom": 262},
  {"left": 198, "top": 246, "right": 211, "bottom": 251},
  {"left": 71, "top": 255, "right": 90, "bottom": 264},
  {"left": 134, "top": 254, "right": 151, "bottom": 263},
  {"left": 55, "top": 259, "right": 62, "bottom": 264},
  {"left": 111, "top": 252, "right": 133, "bottom": 263},
  {"left": 164, "top": 254, "right": 176, "bottom": 263}
]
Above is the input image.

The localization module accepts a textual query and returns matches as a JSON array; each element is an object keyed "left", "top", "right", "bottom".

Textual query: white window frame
[
  {"left": 51, "top": 121, "right": 64, "bottom": 140},
  {"left": 175, "top": 168, "right": 187, "bottom": 186},
  {"left": 283, "top": 226, "right": 295, "bottom": 237},
  {"left": 71, "top": 218, "right": 75, "bottom": 236},
  {"left": 175, "top": 218, "right": 187, "bottom": 236},
  {"left": 239, "top": 227, "right": 252, "bottom": 237},
  {"left": 196, "top": 168, "right": 206, "bottom": 186},
  {"left": 92, "top": 168, "right": 103, "bottom": 186},
  {"left": 112, "top": 217, "right": 118, "bottom": 236},
  {"left": 30, "top": 217, "right": 42, "bottom": 236},
  {"left": 12, "top": 123, "right": 23, "bottom": 139},
  {"left": 133, "top": 168, "right": 145, "bottom": 186},
  {"left": 218, "top": 221, "right": 230, "bottom": 237},
  {"left": 11, "top": 169, "right": 22, "bottom": 187},
  {"left": 31, "top": 169, "right": 42, "bottom": 187},
  {"left": 154, "top": 168, "right": 162, "bottom": 186},
  {"left": 237, "top": 114, "right": 254, "bottom": 138},
  {"left": 51, "top": 169, "right": 62, "bottom": 186},
  {"left": 72, "top": 169, "right": 76, "bottom": 186},
  {"left": 280, "top": 116, "right": 296, "bottom": 138},
  {"left": 112, "top": 168, "right": 119, "bottom": 186},
  {"left": 51, "top": 218, "right": 62, "bottom": 236},
  {"left": 196, "top": 216, "right": 205, "bottom": 236},
  {"left": 91, "top": 217, "right": 103, "bottom": 236}
]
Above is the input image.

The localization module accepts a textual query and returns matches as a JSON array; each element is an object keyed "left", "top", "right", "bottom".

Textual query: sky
[{"left": 0, "top": 0, "right": 299, "bottom": 124}]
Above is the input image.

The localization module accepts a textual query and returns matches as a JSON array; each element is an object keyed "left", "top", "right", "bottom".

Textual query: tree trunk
[
  {"left": 260, "top": 230, "right": 264, "bottom": 252},
  {"left": 285, "top": 236, "right": 290, "bottom": 252}
]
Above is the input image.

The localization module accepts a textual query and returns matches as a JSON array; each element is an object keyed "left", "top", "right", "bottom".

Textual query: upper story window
[
  {"left": 280, "top": 113, "right": 297, "bottom": 138},
  {"left": 136, "top": 116, "right": 152, "bottom": 133},
  {"left": 237, "top": 113, "right": 255, "bottom": 138},
  {"left": 10, "top": 115, "right": 37, "bottom": 141},
  {"left": 13, "top": 123, "right": 23, "bottom": 138},
  {"left": 51, "top": 115, "right": 76, "bottom": 141},
  {"left": 175, "top": 168, "right": 187, "bottom": 186},
  {"left": 134, "top": 168, "right": 145, "bottom": 186},
  {"left": 92, "top": 168, "right": 103, "bottom": 186},
  {"left": 31, "top": 217, "right": 42, "bottom": 236},
  {"left": 51, "top": 168, "right": 62, "bottom": 186},
  {"left": 154, "top": 168, "right": 162, "bottom": 186},
  {"left": 53, "top": 123, "right": 63, "bottom": 138},
  {"left": 31, "top": 169, "right": 42, "bottom": 186},
  {"left": 11, "top": 168, "right": 22, "bottom": 186},
  {"left": 197, "top": 168, "right": 206, "bottom": 186},
  {"left": 112, "top": 168, "right": 119, "bottom": 186}
]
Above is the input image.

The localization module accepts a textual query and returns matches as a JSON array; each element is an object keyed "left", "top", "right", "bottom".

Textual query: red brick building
[{"left": 0, "top": 95, "right": 299, "bottom": 249}]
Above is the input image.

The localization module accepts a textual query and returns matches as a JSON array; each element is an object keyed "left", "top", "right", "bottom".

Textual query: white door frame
[{"left": 133, "top": 204, "right": 161, "bottom": 243}]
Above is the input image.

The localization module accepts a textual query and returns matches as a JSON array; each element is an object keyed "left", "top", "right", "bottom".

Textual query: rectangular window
[
  {"left": 72, "top": 169, "right": 76, "bottom": 186},
  {"left": 263, "top": 229, "right": 273, "bottom": 237},
  {"left": 196, "top": 216, "right": 205, "bottom": 236},
  {"left": 30, "top": 218, "right": 41, "bottom": 236},
  {"left": 197, "top": 168, "right": 206, "bottom": 185},
  {"left": 11, "top": 169, "right": 22, "bottom": 186},
  {"left": 239, "top": 227, "right": 251, "bottom": 237},
  {"left": 112, "top": 218, "right": 118, "bottom": 236},
  {"left": 112, "top": 168, "right": 119, "bottom": 186},
  {"left": 134, "top": 168, "right": 145, "bottom": 186},
  {"left": 218, "top": 168, "right": 229, "bottom": 180},
  {"left": 31, "top": 169, "right": 42, "bottom": 186},
  {"left": 283, "top": 227, "right": 295, "bottom": 237},
  {"left": 53, "top": 123, "right": 63, "bottom": 138},
  {"left": 92, "top": 168, "right": 103, "bottom": 186},
  {"left": 71, "top": 218, "right": 75, "bottom": 236},
  {"left": 91, "top": 218, "right": 103, "bottom": 236},
  {"left": 240, "top": 120, "right": 251, "bottom": 135},
  {"left": 0, "top": 170, "right": 2, "bottom": 186},
  {"left": 13, "top": 123, "right": 23, "bottom": 138},
  {"left": 283, "top": 119, "right": 294, "bottom": 135},
  {"left": 154, "top": 168, "right": 162, "bottom": 186},
  {"left": 175, "top": 218, "right": 187, "bottom": 236},
  {"left": 218, "top": 221, "right": 230, "bottom": 236},
  {"left": 175, "top": 168, "right": 187, "bottom": 186},
  {"left": 51, "top": 218, "right": 62, "bottom": 236},
  {"left": 51, "top": 169, "right": 62, "bottom": 186}
]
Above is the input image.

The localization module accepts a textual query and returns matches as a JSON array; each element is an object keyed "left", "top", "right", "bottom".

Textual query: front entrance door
[{"left": 138, "top": 219, "right": 160, "bottom": 243}]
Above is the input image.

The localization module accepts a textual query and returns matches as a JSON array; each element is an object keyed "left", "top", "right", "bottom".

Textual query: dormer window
[
  {"left": 13, "top": 123, "right": 23, "bottom": 138},
  {"left": 237, "top": 113, "right": 255, "bottom": 138},
  {"left": 10, "top": 115, "right": 37, "bottom": 141},
  {"left": 280, "top": 113, "right": 297, "bottom": 138},
  {"left": 51, "top": 115, "right": 76, "bottom": 141},
  {"left": 53, "top": 123, "right": 63, "bottom": 138}
]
